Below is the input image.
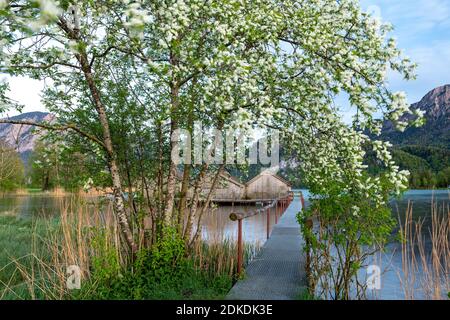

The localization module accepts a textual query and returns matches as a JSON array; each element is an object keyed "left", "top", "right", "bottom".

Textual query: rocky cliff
[
  {"left": 381, "top": 85, "right": 450, "bottom": 147},
  {"left": 0, "top": 111, "right": 53, "bottom": 162}
]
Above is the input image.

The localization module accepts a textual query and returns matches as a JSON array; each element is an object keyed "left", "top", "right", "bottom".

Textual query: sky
[
  {"left": 3, "top": 0, "right": 450, "bottom": 119},
  {"left": 343, "top": 0, "right": 450, "bottom": 121}
]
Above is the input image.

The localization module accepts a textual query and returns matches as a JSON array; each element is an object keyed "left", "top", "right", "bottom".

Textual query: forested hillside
[{"left": 379, "top": 85, "right": 450, "bottom": 188}]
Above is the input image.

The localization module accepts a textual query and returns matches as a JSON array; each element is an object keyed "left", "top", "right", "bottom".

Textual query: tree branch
[
  {"left": 4, "top": 61, "right": 81, "bottom": 71},
  {"left": 0, "top": 119, "right": 106, "bottom": 150}
]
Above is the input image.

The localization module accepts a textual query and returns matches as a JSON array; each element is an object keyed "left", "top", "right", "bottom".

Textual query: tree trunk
[
  {"left": 49, "top": 14, "right": 138, "bottom": 254},
  {"left": 177, "top": 83, "right": 196, "bottom": 235},
  {"left": 163, "top": 78, "right": 180, "bottom": 229},
  {"left": 183, "top": 121, "right": 224, "bottom": 244},
  {"left": 77, "top": 50, "right": 138, "bottom": 255},
  {"left": 177, "top": 164, "right": 191, "bottom": 234},
  {"left": 190, "top": 165, "right": 225, "bottom": 248},
  {"left": 43, "top": 171, "right": 50, "bottom": 191},
  {"left": 183, "top": 164, "right": 208, "bottom": 243}
]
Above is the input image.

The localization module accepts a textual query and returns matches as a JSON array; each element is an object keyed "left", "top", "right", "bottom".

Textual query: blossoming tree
[{"left": 0, "top": 0, "right": 423, "bottom": 285}]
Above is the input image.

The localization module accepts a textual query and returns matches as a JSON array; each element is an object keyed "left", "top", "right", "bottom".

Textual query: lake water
[
  {"left": 372, "top": 190, "right": 449, "bottom": 300},
  {"left": 0, "top": 194, "right": 281, "bottom": 246},
  {"left": 0, "top": 189, "right": 448, "bottom": 299}
]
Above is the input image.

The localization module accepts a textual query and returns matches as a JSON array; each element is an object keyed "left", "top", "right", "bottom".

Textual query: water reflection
[
  {"left": 0, "top": 195, "right": 278, "bottom": 246},
  {"left": 201, "top": 204, "right": 280, "bottom": 245},
  {"left": 0, "top": 194, "right": 99, "bottom": 219},
  {"left": 1, "top": 190, "right": 447, "bottom": 244}
]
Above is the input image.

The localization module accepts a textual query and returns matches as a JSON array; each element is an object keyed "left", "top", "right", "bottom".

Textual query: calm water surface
[
  {"left": 0, "top": 189, "right": 447, "bottom": 245},
  {"left": 0, "top": 194, "right": 279, "bottom": 245}
]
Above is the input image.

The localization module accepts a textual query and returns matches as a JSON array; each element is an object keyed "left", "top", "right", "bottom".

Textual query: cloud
[
  {"left": 345, "top": 0, "right": 450, "bottom": 111},
  {"left": 361, "top": 0, "right": 450, "bottom": 43},
  {"left": 4, "top": 76, "right": 45, "bottom": 116},
  {"left": 388, "top": 40, "right": 450, "bottom": 103}
]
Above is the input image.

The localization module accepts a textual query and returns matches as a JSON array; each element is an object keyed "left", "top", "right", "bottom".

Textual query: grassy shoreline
[{"left": 0, "top": 199, "right": 254, "bottom": 300}]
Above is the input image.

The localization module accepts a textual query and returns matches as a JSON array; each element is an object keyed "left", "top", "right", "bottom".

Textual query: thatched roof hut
[
  {"left": 244, "top": 170, "right": 291, "bottom": 200},
  {"left": 140, "top": 167, "right": 291, "bottom": 202},
  {"left": 200, "top": 171, "right": 245, "bottom": 200}
]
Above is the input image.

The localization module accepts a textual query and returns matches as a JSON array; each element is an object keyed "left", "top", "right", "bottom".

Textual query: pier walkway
[{"left": 226, "top": 197, "right": 307, "bottom": 300}]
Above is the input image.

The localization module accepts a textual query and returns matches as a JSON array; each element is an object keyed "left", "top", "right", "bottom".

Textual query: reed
[
  {"left": 0, "top": 197, "right": 124, "bottom": 299},
  {"left": 398, "top": 199, "right": 449, "bottom": 300},
  {"left": 192, "top": 205, "right": 261, "bottom": 279},
  {"left": 192, "top": 239, "right": 259, "bottom": 280},
  {"left": 1, "top": 196, "right": 259, "bottom": 299}
]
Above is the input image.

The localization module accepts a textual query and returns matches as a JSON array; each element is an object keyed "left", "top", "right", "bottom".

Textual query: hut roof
[
  {"left": 217, "top": 171, "right": 245, "bottom": 188},
  {"left": 245, "top": 170, "right": 292, "bottom": 187},
  {"left": 177, "top": 169, "right": 244, "bottom": 188}
]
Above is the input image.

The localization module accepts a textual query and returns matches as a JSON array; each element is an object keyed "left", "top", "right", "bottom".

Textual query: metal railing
[{"left": 229, "top": 191, "right": 295, "bottom": 276}]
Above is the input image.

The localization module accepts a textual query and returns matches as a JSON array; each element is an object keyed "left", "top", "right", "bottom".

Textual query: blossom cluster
[{"left": 0, "top": 0, "right": 421, "bottom": 210}]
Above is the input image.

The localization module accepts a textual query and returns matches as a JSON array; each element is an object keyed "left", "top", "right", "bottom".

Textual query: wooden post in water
[
  {"left": 237, "top": 218, "right": 243, "bottom": 276},
  {"left": 230, "top": 212, "right": 244, "bottom": 276},
  {"left": 275, "top": 202, "right": 278, "bottom": 224}
]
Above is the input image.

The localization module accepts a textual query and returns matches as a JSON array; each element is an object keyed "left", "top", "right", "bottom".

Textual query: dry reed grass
[
  {"left": 398, "top": 199, "right": 449, "bottom": 300},
  {"left": 1, "top": 196, "right": 258, "bottom": 299},
  {"left": 1, "top": 197, "right": 124, "bottom": 299},
  {"left": 194, "top": 204, "right": 261, "bottom": 278}
]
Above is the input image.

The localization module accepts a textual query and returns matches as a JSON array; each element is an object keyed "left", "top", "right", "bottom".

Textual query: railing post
[
  {"left": 266, "top": 207, "right": 270, "bottom": 240},
  {"left": 275, "top": 204, "right": 278, "bottom": 224},
  {"left": 279, "top": 200, "right": 282, "bottom": 217},
  {"left": 237, "top": 218, "right": 243, "bottom": 276},
  {"left": 280, "top": 199, "right": 282, "bottom": 215},
  {"left": 275, "top": 200, "right": 278, "bottom": 220},
  {"left": 300, "top": 192, "right": 305, "bottom": 209}
]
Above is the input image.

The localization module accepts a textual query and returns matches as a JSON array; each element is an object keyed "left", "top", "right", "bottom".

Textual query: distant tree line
[
  {"left": 27, "top": 139, "right": 98, "bottom": 192},
  {"left": 0, "top": 137, "right": 97, "bottom": 193},
  {"left": 366, "top": 145, "right": 449, "bottom": 189},
  {"left": 0, "top": 140, "right": 24, "bottom": 191}
]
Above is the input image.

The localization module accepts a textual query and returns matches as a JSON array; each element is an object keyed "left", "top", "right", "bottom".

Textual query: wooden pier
[{"left": 226, "top": 193, "right": 308, "bottom": 300}]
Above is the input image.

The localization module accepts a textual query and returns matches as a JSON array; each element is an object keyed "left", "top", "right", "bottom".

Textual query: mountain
[
  {"left": 0, "top": 111, "right": 53, "bottom": 163},
  {"left": 381, "top": 84, "right": 450, "bottom": 147},
  {"left": 378, "top": 85, "right": 450, "bottom": 188}
]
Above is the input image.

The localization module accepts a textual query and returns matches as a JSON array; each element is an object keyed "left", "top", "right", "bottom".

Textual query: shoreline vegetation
[
  {"left": 0, "top": 187, "right": 111, "bottom": 197},
  {"left": 0, "top": 197, "right": 260, "bottom": 300},
  {"left": 398, "top": 200, "right": 449, "bottom": 300},
  {"left": 1, "top": 192, "right": 448, "bottom": 300},
  {"left": 1, "top": 186, "right": 449, "bottom": 199}
]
